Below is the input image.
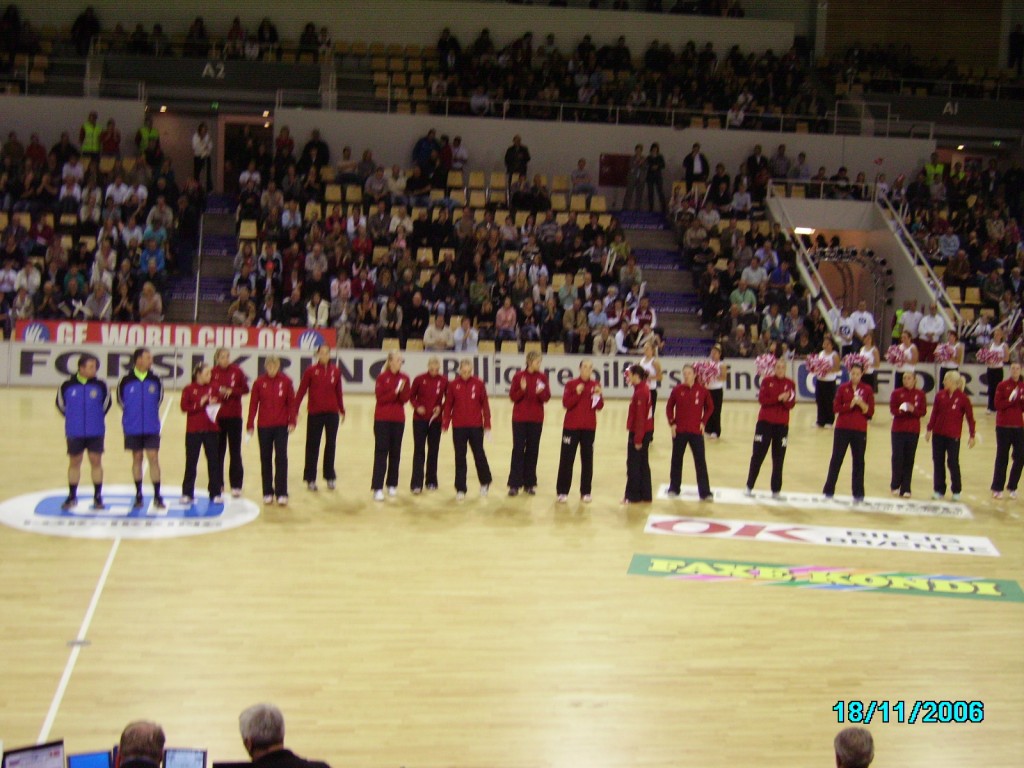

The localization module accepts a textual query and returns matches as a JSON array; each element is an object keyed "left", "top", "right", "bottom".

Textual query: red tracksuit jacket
[
  {"left": 666, "top": 382, "right": 714, "bottom": 434},
  {"left": 443, "top": 376, "right": 491, "bottom": 429},
  {"left": 626, "top": 381, "right": 654, "bottom": 444},
  {"left": 562, "top": 377, "right": 603, "bottom": 431},
  {"left": 833, "top": 381, "right": 874, "bottom": 432},
  {"left": 889, "top": 387, "right": 927, "bottom": 433},
  {"left": 928, "top": 389, "right": 976, "bottom": 439},
  {"left": 410, "top": 372, "right": 447, "bottom": 423},
  {"left": 756, "top": 375, "right": 796, "bottom": 425},
  {"left": 181, "top": 383, "right": 220, "bottom": 433},
  {"left": 994, "top": 378, "right": 1024, "bottom": 428},
  {"left": 295, "top": 362, "right": 345, "bottom": 416},
  {"left": 247, "top": 373, "right": 296, "bottom": 430},
  {"left": 509, "top": 369, "right": 551, "bottom": 423},
  {"left": 375, "top": 369, "right": 412, "bottom": 422},
  {"left": 209, "top": 363, "right": 249, "bottom": 420}
]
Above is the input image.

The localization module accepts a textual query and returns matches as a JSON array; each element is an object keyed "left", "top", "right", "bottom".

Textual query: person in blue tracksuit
[
  {"left": 56, "top": 353, "right": 111, "bottom": 510},
  {"left": 117, "top": 347, "right": 165, "bottom": 509}
]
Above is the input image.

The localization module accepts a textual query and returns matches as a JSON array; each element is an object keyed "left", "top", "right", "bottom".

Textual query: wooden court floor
[{"left": 0, "top": 388, "right": 1021, "bottom": 768}]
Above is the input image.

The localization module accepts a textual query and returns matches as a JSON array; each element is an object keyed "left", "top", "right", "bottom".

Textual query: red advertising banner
[{"left": 15, "top": 320, "right": 336, "bottom": 350}]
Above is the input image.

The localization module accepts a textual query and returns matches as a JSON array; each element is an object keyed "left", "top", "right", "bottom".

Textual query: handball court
[{"left": 0, "top": 389, "right": 1021, "bottom": 768}]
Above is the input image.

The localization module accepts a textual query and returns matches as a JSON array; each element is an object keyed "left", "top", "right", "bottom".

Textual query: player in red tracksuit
[
  {"left": 372, "top": 351, "right": 412, "bottom": 500},
  {"left": 745, "top": 358, "right": 796, "bottom": 497},
  {"left": 926, "top": 370, "right": 976, "bottom": 500},
  {"left": 179, "top": 363, "right": 223, "bottom": 504},
  {"left": 409, "top": 356, "right": 447, "bottom": 493},
  {"left": 210, "top": 347, "right": 250, "bottom": 497},
  {"left": 443, "top": 359, "right": 492, "bottom": 499},
  {"left": 246, "top": 356, "right": 296, "bottom": 505},
  {"left": 992, "top": 362, "right": 1024, "bottom": 498},
  {"left": 822, "top": 362, "right": 875, "bottom": 502},
  {"left": 889, "top": 371, "right": 927, "bottom": 498},
  {"left": 556, "top": 359, "right": 604, "bottom": 503},
  {"left": 623, "top": 364, "right": 654, "bottom": 504},
  {"left": 665, "top": 364, "right": 714, "bottom": 500},
  {"left": 294, "top": 345, "right": 346, "bottom": 491},
  {"left": 507, "top": 351, "right": 551, "bottom": 496}
]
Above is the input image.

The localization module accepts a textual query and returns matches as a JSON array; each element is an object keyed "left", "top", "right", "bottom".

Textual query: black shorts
[
  {"left": 124, "top": 434, "right": 161, "bottom": 451},
  {"left": 67, "top": 436, "right": 105, "bottom": 456}
]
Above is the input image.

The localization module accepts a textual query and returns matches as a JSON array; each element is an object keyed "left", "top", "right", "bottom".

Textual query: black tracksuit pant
[
  {"left": 668, "top": 432, "right": 711, "bottom": 498},
  {"left": 746, "top": 421, "right": 788, "bottom": 493},
  {"left": 890, "top": 431, "right": 919, "bottom": 496},
  {"left": 304, "top": 412, "right": 339, "bottom": 482},
  {"left": 258, "top": 426, "right": 289, "bottom": 497},
  {"left": 507, "top": 421, "right": 543, "bottom": 490},
  {"left": 453, "top": 426, "right": 492, "bottom": 493},
  {"left": 218, "top": 416, "right": 244, "bottom": 491},
  {"left": 624, "top": 433, "right": 653, "bottom": 502},
  {"left": 411, "top": 419, "right": 441, "bottom": 490},
  {"left": 556, "top": 429, "right": 596, "bottom": 496},
  {"left": 822, "top": 428, "right": 867, "bottom": 499},
  {"left": 992, "top": 426, "right": 1024, "bottom": 492},
  {"left": 372, "top": 420, "right": 405, "bottom": 490},
  {"left": 183, "top": 431, "right": 222, "bottom": 498}
]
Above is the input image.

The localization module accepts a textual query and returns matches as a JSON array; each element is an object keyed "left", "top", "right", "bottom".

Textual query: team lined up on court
[{"left": 55, "top": 342, "right": 1024, "bottom": 510}]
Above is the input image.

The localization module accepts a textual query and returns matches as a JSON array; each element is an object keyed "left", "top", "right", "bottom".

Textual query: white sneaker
[
  {"left": 666, "top": 491, "right": 680, "bottom": 499},
  {"left": 276, "top": 496, "right": 288, "bottom": 506},
  {"left": 231, "top": 488, "right": 242, "bottom": 498},
  {"left": 426, "top": 484, "right": 438, "bottom": 491},
  {"left": 212, "top": 495, "right": 224, "bottom": 504},
  {"left": 387, "top": 486, "right": 397, "bottom": 497},
  {"left": 891, "top": 489, "right": 899, "bottom": 497},
  {"left": 556, "top": 494, "right": 568, "bottom": 503},
  {"left": 744, "top": 487, "right": 754, "bottom": 497},
  {"left": 932, "top": 492, "right": 943, "bottom": 500},
  {"left": 263, "top": 495, "right": 274, "bottom": 504},
  {"left": 307, "top": 482, "right": 318, "bottom": 492},
  {"left": 582, "top": 494, "right": 592, "bottom": 503},
  {"left": 993, "top": 491, "right": 1003, "bottom": 499},
  {"left": 179, "top": 495, "right": 193, "bottom": 505},
  {"left": 456, "top": 491, "right": 466, "bottom": 500},
  {"left": 327, "top": 480, "right": 336, "bottom": 490},
  {"left": 1011, "top": 491, "right": 1018, "bottom": 499},
  {"left": 373, "top": 490, "right": 385, "bottom": 502},
  {"left": 411, "top": 487, "right": 422, "bottom": 495},
  {"left": 479, "top": 484, "right": 489, "bottom": 497},
  {"left": 951, "top": 493, "right": 961, "bottom": 501},
  {"left": 771, "top": 492, "right": 782, "bottom": 500}
]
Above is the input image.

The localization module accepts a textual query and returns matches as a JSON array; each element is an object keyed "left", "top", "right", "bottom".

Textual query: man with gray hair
[
  {"left": 119, "top": 720, "right": 166, "bottom": 768},
  {"left": 833, "top": 727, "right": 874, "bottom": 768},
  {"left": 239, "top": 703, "right": 330, "bottom": 768}
]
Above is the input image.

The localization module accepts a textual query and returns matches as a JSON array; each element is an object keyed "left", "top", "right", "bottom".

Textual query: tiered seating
[{"left": 365, "top": 43, "right": 437, "bottom": 114}]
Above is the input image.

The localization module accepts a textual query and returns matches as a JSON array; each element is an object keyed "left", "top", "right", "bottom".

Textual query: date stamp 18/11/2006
[{"left": 833, "top": 700, "right": 984, "bottom": 725}]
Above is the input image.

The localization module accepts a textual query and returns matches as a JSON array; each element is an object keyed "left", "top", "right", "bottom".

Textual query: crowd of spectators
[
  {"left": 428, "top": 27, "right": 818, "bottom": 126},
  {"left": 229, "top": 126, "right": 666, "bottom": 355},
  {"left": 0, "top": 112, "right": 204, "bottom": 335}
]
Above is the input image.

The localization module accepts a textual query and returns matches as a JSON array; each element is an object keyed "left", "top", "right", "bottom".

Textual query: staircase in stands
[{"left": 164, "top": 195, "right": 237, "bottom": 324}]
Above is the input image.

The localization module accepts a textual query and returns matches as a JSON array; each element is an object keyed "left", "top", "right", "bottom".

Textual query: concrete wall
[
  {"left": 275, "top": 109, "right": 935, "bottom": 196},
  {"left": 21, "top": 0, "right": 794, "bottom": 53},
  {"left": 0, "top": 94, "right": 145, "bottom": 154}
]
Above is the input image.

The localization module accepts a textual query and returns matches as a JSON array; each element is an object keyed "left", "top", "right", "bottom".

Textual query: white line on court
[{"left": 37, "top": 394, "right": 176, "bottom": 743}]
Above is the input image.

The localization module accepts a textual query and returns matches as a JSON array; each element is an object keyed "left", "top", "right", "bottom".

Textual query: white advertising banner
[{"left": 0, "top": 342, "right": 997, "bottom": 405}]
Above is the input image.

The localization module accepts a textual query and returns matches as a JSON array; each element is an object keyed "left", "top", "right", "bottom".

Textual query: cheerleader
[
  {"left": 665, "top": 364, "right": 714, "bottom": 501},
  {"left": 860, "top": 331, "right": 880, "bottom": 391},
  {"left": 372, "top": 351, "right": 412, "bottom": 501},
  {"left": 179, "top": 363, "right": 224, "bottom": 504},
  {"left": 443, "top": 359, "right": 492, "bottom": 499},
  {"left": 623, "top": 364, "right": 654, "bottom": 505},
  {"left": 637, "top": 340, "right": 663, "bottom": 427},
  {"left": 991, "top": 361, "right": 1024, "bottom": 499},
  {"left": 409, "top": 356, "right": 447, "bottom": 494},
  {"left": 936, "top": 330, "right": 964, "bottom": 389},
  {"left": 556, "top": 359, "right": 604, "bottom": 503},
  {"left": 745, "top": 358, "right": 796, "bottom": 497},
  {"left": 704, "top": 344, "right": 728, "bottom": 439},
  {"left": 246, "top": 356, "right": 296, "bottom": 505},
  {"left": 926, "top": 371, "right": 976, "bottom": 501},
  {"left": 813, "top": 336, "right": 841, "bottom": 428},
  {"left": 892, "top": 330, "right": 919, "bottom": 375},
  {"left": 984, "top": 326, "right": 1009, "bottom": 414},
  {"left": 507, "top": 351, "right": 551, "bottom": 496},
  {"left": 889, "top": 371, "right": 927, "bottom": 497}
]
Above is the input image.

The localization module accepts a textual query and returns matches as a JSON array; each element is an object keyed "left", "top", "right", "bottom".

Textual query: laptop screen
[
  {"left": 67, "top": 752, "right": 112, "bottom": 768},
  {"left": 163, "top": 750, "right": 206, "bottom": 768},
  {"left": 2, "top": 741, "right": 66, "bottom": 768}
]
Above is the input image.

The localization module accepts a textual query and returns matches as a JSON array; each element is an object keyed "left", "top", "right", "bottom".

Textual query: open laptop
[
  {"left": 2, "top": 741, "right": 66, "bottom": 768},
  {"left": 162, "top": 750, "right": 206, "bottom": 768},
  {"left": 67, "top": 753, "right": 112, "bottom": 768}
]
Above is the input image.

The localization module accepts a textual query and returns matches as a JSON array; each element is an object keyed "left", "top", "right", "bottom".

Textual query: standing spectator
[
  {"left": 916, "top": 303, "right": 945, "bottom": 362},
  {"left": 247, "top": 356, "right": 296, "bottom": 505},
  {"left": 210, "top": 347, "right": 250, "bottom": 499},
  {"left": 849, "top": 300, "right": 875, "bottom": 351},
  {"left": 665, "top": 364, "right": 714, "bottom": 501},
  {"left": 623, "top": 143, "right": 646, "bottom": 210},
  {"left": 443, "top": 359, "right": 492, "bottom": 499},
  {"left": 822, "top": 362, "right": 874, "bottom": 503},
  {"left": 294, "top": 345, "right": 345, "bottom": 491},
  {"left": 926, "top": 371, "right": 976, "bottom": 501},
  {"left": 507, "top": 351, "right": 550, "bottom": 496},
  {"left": 682, "top": 143, "right": 709, "bottom": 187},
  {"left": 178, "top": 363, "right": 224, "bottom": 505},
  {"left": 645, "top": 142, "right": 666, "bottom": 213},
  {"left": 1011, "top": 24, "right": 1024, "bottom": 77},
  {"left": 623, "top": 364, "right": 654, "bottom": 505},
  {"left": 504, "top": 134, "right": 531, "bottom": 179},
  {"left": 192, "top": 122, "right": 213, "bottom": 191},
  {"left": 371, "top": 352, "right": 411, "bottom": 501},
  {"left": 889, "top": 371, "right": 927, "bottom": 498}
]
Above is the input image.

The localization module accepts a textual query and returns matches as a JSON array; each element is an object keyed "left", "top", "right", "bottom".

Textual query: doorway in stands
[{"left": 221, "top": 116, "right": 274, "bottom": 197}]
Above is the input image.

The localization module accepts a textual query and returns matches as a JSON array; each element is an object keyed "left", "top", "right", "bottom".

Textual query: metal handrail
[
  {"left": 765, "top": 185, "right": 839, "bottom": 336},
  {"left": 876, "top": 194, "right": 960, "bottom": 328},
  {"left": 840, "top": 74, "right": 1024, "bottom": 102},
  {"left": 192, "top": 212, "right": 204, "bottom": 323}
]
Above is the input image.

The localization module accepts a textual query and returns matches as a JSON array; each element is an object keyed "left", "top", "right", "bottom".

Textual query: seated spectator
[
  {"left": 453, "top": 315, "right": 479, "bottom": 352},
  {"left": 570, "top": 158, "right": 597, "bottom": 197},
  {"left": 495, "top": 296, "right": 519, "bottom": 343},
  {"left": 256, "top": 292, "right": 281, "bottom": 328},
  {"left": 306, "top": 291, "right": 329, "bottom": 328},
  {"left": 84, "top": 282, "right": 112, "bottom": 320},
  {"left": 833, "top": 727, "right": 873, "bottom": 768},
  {"left": 238, "top": 704, "right": 330, "bottom": 768},
  {"left": 562, "top": 297, "right": 589, "bottom": 353},
  {"left": 119, "top": 721, "right": 166, "bottom": 768},
  {"left": 138, "top": 281, "right": 164, "bottom": 324},
  {"left": 379, "top": 296, "right": 403, "bottom": 341},
  {"left": 423, "top": 312, "right": 454, "bottom": 350},
  {"left": 282, "top": 286, "right": 306, "bottom": 327},
  {"left": 731, "top": 181, "right": 752, "bottom": 216}
]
